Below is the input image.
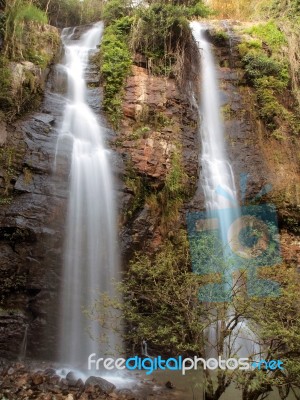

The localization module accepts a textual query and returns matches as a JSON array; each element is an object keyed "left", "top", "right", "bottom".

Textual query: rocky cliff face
[
  {"left": 114, "top": 63, "right": 199, "bottom": 260},
  {"left": 0, "top": 70, "right": 66, "bottom": 360},
  {"left": 0, "top": 25, "right": 62, "bottom": 360}
]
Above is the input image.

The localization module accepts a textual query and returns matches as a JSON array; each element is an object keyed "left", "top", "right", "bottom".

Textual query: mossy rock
[{"left": 206, "top": 28, "right": 230, "bottom": 47}]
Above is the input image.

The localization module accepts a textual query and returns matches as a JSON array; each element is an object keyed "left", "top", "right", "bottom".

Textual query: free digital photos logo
[{"left": 186, "top": 174, "right": 282, "bottom": 302}]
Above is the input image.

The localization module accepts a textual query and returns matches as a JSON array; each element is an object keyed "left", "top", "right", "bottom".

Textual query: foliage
[
  {"left": 99, "top": 0, "right": 209, "bottom": 125},
  {"left": 102, "top": 0, "right": 131, "bottom": 24},
  {"left": 245, "top": 21, "right": 287, "bottom": 52},
  {"left": 34, "top": 0, "right": 102, "bottom": 27},
  {"left": 123, "top": 164, "right": 148, "bottom": 220},
  {"left": 187, "top": 1, "right": 211, "bottom": 17},
  {"left": 239, "top": 33, "right": 300, "bottom": 137},
  {"left": 243, "top": 53, "right": 288, "bottom": 85},
  {"left": 208, "top": 29, "right": 229, "bottom": 46},
  {"left": 158, "top": 149, "right": 188, "bottom": 225},
  {"left": 117, "top": 231, "right": 205, "bottom": 355},
  {"left": 130, "top": 3, "right": 191, "bottom": 75},
  {"left": 238, "top": 39, "right": 262, "bottom": 57},
  {"left": 0, "top": 56, "right": 13, "bottom": 110},
  {"left": 3, "top": 0, "right": 48, "bottom": 59},
  {"left": 100, "top": 17, "right": 133, "bottom": 126},
  {"left": 0, "top": 1, "right": 59, "bottom": 117},
  {"left": 92, "top": 222, "right": 300, "bottom": 398},
  {"left": 235, "top": 265, "right": 300, "bottom": 399}
]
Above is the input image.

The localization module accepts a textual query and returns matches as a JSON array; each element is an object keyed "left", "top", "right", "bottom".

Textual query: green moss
[
  {"left": 245, "top": 22, "right": 287, "bottom": 52},
  {"left": 222, "top": 103, "right": 236, "bottom": 119},
  {"left": 256, "top": 87, "right": 282, "bottom": 129},
  {"left": 128, "top": 125, "right": 151, "bottom": 140},
  {"left": 208, "top": 29, "right": 229, "bottom": 46},
  {"left": 0, "top": 197, "right": 13, "bottom": 205},
  {"left": 0, "top": 56, "right": 13, "bottom": 110},
  {"left": 25, "top": 49, "right": 50, "bottom": 69},
  {"left": 238, "top": 39, "right": 262, "bottom": 57}
]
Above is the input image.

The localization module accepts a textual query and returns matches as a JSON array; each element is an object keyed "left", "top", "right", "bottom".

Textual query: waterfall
[
  {"left": 190, "top": 21, "right": 261, "bottom": 359},
  {"left": 19, "top": 324, "right": 28, "bottom": 361},
  {"left": 191, "top": 21, "right": 239, "bottom": 300},
  {"left": 57, "top": 22, "right": 121, "bottom": 368}
]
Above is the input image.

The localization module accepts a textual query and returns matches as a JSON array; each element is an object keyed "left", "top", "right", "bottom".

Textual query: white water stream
[
  {"left": 190, "top": 21, "right": 261, "bottom": 359},
  {"left": 57, "top": 23, "right": 120, "bottom": 368}
]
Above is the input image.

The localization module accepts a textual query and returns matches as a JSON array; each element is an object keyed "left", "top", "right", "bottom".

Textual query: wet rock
[
  {"left": 85, "top": 376, "right": 116, "bottom": 394},
  {"left": 44, "top": 368, "right": 56, "bottom": 376},
  {"left": 33, "top": 113, "right": 56, "bottom": 125},
  {"left": 76, "top": 378, "right": 84, "bottom": 389},
  {"left": 66, "top": 371, "right": 77, "bottom": 386},
  {"left": 165, "top": 381, "right": 174, "bottom": 389},
  {"left": 32, "top": 372, "right": 44, "bottom": 385}
]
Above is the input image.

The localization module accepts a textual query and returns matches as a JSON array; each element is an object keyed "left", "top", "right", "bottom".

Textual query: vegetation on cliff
[
  {"left": 0, "top": 0, "right": 60, "bottom": 117},
  {"left": 98, "top": 0, "right": 209, "bottom": 125},
  {"left": 0, "top": 0, "right": 299, "bottom": 398}
]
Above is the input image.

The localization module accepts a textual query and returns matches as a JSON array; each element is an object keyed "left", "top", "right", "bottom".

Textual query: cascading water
[
  {"left": 57, "top": 23, "right": 120, "bottom": 368},
  {"left": 190, "top": 21, "right": 261, "bottom": 359},
  {"left": 191, "top": 21, "right": 238, "bottom": 297},
  {"left": 19, "top": 324, "right": 28, "bottom": 361}
]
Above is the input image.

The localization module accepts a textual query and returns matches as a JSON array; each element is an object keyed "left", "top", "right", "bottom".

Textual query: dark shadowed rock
[{"left": 85, "top": 376, "right": 116, "bottom": 394}]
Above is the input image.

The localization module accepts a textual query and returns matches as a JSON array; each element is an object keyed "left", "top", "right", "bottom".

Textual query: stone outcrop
[
  {"left": 115, "top": 64, "right": 199, "bottom": 258},
  {"left": 0, "top": 24, "right": 60, "bottom": 117},
  {"left": 119, "top": 66, "right": 198, "bottom": 182}
]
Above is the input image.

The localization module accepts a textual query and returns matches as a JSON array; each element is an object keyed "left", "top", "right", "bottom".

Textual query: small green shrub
[
  {"left": 102, "top": 0, "right": 131, "bottom": 24},
  {"left": 120, "top": 231, "right": 204, "bottom": 354},
  {"left": 245, "top": 21, "right": 287, "bottom": 52},
  {"left": 238, "top": 39, "right": 262, "bottom": 57},
  {"left": 187, "top": 2, "right": 211, "bottom": 17},
  {"left": 100, "top": 25, "right": 132, "bottom": 126},
  {"left": 130, "top": 4, "right": 192, "bottom": 76},
  {"left": 243, "top": 53, "right": 288, "bottom": 84},
  {"left": 256, "top": 87, "right": 281, "bottom": 129}
]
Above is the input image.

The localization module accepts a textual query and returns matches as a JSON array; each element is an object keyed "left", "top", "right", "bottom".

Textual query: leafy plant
[
  {"left": 245, "top": 21, "right": 287, "bottom": 52},
  {"left": 243, "top": 53, "right": 288, "bottom": 85}
]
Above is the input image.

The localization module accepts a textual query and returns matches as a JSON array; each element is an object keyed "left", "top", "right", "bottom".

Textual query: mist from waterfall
[{"left": 57, "top": 22, "right": 121, "bottom": 368}]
